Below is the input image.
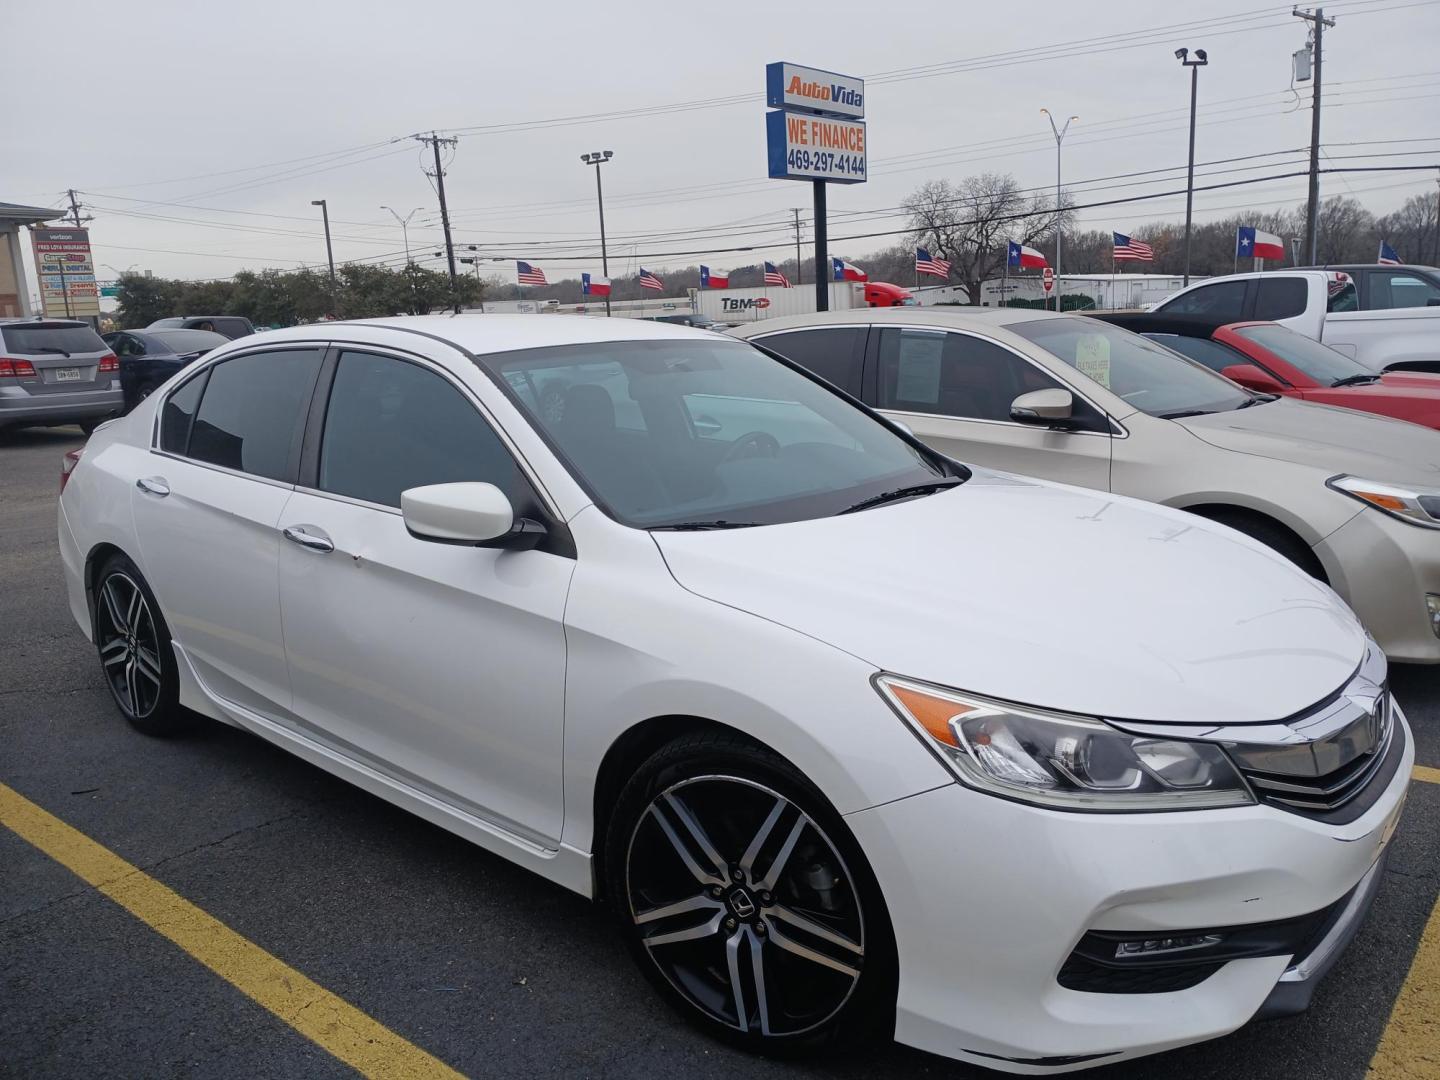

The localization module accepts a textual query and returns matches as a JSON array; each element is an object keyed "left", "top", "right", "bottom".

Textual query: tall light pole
[
  {"left": 1040, "top": 109, "right": 1077, "bottom": 311},
  {"left": 581, "top": 151, "right": 614, "bottom": 316},
  {"left": 1175, "top": 48, "right": 1208, "bottom": 285},
  {"left": 380, "top": 205, "right": 421, "bottom": 266},
  {"left": 311, "top": 199, "right": 337, "bottom": 314}
]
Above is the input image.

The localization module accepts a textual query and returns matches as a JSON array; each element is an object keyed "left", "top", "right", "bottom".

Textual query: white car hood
[{"left": 652, "top": 471, "right": 1366, "bottom": 725}]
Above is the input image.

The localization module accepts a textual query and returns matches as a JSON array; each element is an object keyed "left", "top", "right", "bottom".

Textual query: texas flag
[
  {"left": 1236, "top": 226, "right": 1286, "bottom": 261},
  {"left": 700, "top": 265, "right": 730, "bottom": 288},
  {"left": 1007, "top": 241, "right": 1047, "bottom": 269},
  {"left": 831, "top": 257, "right": 867, "bottom": 282},
  {"left": 581, "top": 273, "right": 611, "bottom": 297}
]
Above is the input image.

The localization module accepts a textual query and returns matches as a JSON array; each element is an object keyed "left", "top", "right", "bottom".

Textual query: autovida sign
[{"left": 765, "top": 61, "right": 866, "bottom": 185}]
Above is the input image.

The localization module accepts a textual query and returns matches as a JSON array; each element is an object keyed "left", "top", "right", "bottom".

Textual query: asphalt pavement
[{"left": 2, "top": 423, "right": 1437, "bottom": 1080}]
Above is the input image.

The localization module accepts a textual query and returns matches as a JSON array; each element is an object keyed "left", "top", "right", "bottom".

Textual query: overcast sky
[{"left": 5, "top": 0, "right": 1438, "bottom": 297}]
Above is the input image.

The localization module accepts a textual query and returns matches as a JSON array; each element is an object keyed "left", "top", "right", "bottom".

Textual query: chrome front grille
[{"left": 1236, "top": 694, "right": 1394, "bottom": 814}]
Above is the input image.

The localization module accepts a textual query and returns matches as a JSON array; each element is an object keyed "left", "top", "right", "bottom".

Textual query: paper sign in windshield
[
  {"left": 1075, "top": 336, "right": 1111, "bottom": 389},
  {"left": 895, "top": 333, "right": 945, "bottom": 404}
]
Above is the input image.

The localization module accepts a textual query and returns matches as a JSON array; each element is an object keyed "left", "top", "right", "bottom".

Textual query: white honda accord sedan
[{"left": 58, "top": 315, "right": 1410, "bottom": 1073}]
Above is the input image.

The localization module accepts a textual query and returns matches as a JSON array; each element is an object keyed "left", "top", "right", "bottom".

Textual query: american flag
[
  {"left": 915, "top": 247, "right": 951, "bottom": 279},
  {"left": 639, "top": 268, "right": 663, "bottom": 291},
  {"left": 516, "top": 261, "right": 548, "bottom": 286},
  {"left": 1378, "top": 241, "right": 1402, "bottom": 266},
  {"left": 1112, "top": 232, "right": 1154, "bottom": 261},
  {"left": 763, "top": 261, "right": 791, "bottom": 287}
]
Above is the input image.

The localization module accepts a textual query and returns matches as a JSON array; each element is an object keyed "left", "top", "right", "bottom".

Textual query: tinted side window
[
  {"left": 1254, "top": 277, "right": 1308, "bottom": 320},
  {"left": 1157, "top": 280, "right": 1248, "bottom": 320},
  {"left": 877, "top": 328, "right": 1105, "bottom": 429},
  {"left": 755, "top": 328, "right": 864, "bottom": 397},
  {"left": 188, "top": 349, "right": 322, "bottom": 481},
  {"left": 1147, "top": 334, "right": 1257, "bottom": 375},
  {"left": 1371, "top": 272, "right": 1440, "bottom": 309},
  {"left": 159, "top": 371, "right": 208, "bottom": 454},
  {"left": 319, "top": 351, "right": 528, "bottom": 510}
]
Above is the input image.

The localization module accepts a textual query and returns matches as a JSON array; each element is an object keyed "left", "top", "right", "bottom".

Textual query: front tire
[
  {"left": 93, "top": 554, "right": 189, "bottom": 736},
  {"left": 603, "top": 732, "right": 895, "bottom": 1055}
]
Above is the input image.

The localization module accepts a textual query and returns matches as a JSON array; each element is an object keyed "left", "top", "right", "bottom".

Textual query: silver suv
[{"left": 0, "top": 319, "right": 123, "bottom": 434}]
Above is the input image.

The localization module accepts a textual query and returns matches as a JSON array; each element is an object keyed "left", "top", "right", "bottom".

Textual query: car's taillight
[
  {"left": 98, "top": 353, "right": 119, "bottom": 373},
  {"left": 60, "top": 447, "right": 84, "bottom": 492},
  {"left": 0, "top": 357, "right": 37, "bottom": 377}
]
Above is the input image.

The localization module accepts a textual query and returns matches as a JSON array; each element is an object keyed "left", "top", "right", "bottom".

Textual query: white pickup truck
[{"left": 1152, "top": 265, "right": 1440, "bottom": 372}]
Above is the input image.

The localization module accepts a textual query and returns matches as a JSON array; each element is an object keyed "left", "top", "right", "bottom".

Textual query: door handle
[
  {"left": 282, "top": 524, "right": 334, "bottom": 553},
  {"left": 135, "top": 476, "right": 170, "bottom": 497}
]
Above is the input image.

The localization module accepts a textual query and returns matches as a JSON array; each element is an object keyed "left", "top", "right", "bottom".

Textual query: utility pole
[
  {"left": 1175, "top": 48, "right": 1208, "bottom": 286},
  {"left": 67, "top": 189, "right": 84, "bottom": 228},
  {"left": 418, "top": 133, "right": 461, "bottom": 313},
  {"left": 813, "top": 182, "right": 828, "bottom": 312},
  {"left": 1294, "top": 7, "right": 1334, "bottom": 265},
  {"left": 790, "top": 208, "right": 804, "bottom": 286}
]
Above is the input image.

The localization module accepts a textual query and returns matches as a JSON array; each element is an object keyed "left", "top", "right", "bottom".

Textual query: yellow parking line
[
  {"left": 1368, "top": 766, "right": 1440, "bottom": 1077},
  {"left": 0, "top": 782, "right": 465, "bottom": 1080}
]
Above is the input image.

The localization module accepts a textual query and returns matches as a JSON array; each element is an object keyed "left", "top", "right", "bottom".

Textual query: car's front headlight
[
  {"left": 875, "top": 676, "right": 1254, "bottom": 811},
  {"left": 1328, "top": 475, "right": 1440, "bottom": 530}
]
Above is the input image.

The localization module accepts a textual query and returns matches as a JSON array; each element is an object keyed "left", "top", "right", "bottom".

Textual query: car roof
[
  {"left": 727, "top": 306, "right": 1073, "bottom": 337},
  {"left": 1087, "top": 312, "right": 1272, "bottom": 338},
  {"left": 248, "top": 313, "right": 722, "bottom": 356},
  {"left": 1293, "top": 263, "right": 1440, "bottom": 273},
  {"left": 0, "top": 317, "right": 89, "bottom": 328}
]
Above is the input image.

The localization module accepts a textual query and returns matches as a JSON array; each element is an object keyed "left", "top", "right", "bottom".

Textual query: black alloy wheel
[
  {"left": 608, "top": 735, "right": 894, "bottom": 1053},
  {"left": 93, "top": 555, "right": 187, "bottom": 735}
]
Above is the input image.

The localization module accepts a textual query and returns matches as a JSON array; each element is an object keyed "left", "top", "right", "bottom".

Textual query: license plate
[{"left": 53, "top": 367, "right": 82, "bottom": 382}]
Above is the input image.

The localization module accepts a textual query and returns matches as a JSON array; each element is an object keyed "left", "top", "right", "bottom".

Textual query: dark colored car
[
  {"left": 145, "top": 315, "right": 255, "bottom": 340},
  {"left": 1094, "top": 312, "right": 1440, "bottom": 430},
  {"left": 104, "top": 328, "right": 230, "bottom": 412}
]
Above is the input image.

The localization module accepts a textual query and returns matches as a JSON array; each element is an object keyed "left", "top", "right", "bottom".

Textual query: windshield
[
  {"left": 1006, "top": 317, "right": 1253, "bottom": 418},
  {"left": 484, "top": 339, "right": 958, "bottom": 528},
  {"left": 1231, "top": 324, "right": 1371, "bottom": 385}
]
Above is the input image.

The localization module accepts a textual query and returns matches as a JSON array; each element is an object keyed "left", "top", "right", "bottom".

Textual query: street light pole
[
  {"left": 380, "top": 205, "right": 421, "bottom": 266},
  {"left": 1040, "top": 109, "right": 1077, "bottom": 311},
  {"left": 311, "top": 199, "right": 337, "bottom": 314},
  {"left": 581, "top": 151, "right": 614, "bottom": 316},
  {"left": 1175, "top": 47, "right": 1209, "bottom": 285}
]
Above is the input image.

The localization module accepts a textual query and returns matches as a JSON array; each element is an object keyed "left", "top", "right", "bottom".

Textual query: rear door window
[
  {"left": 187, "top": 349, "right": 323, "bottom": 481},
  {"left": 1155, "top": 280, "right": 1249, "bottom": 321},
  {"left": 1253, "top": 277, "right": 1308, "bottom": 320},
  {"left": 753, "top": 328, "right": 866, "bottom": 397},
  {"left": 160, "top": 371, "right": 208, "bottom": 454}
]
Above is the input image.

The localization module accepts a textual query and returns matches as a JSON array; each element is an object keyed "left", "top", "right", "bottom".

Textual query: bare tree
[
  {"left": 1314, "top": 196, "right": 1375, "bottom": 264},
  {"left": 904, "top": 173, "right": 1059, "bottom": 303},
  {"left": 1376, "top": 192, "right": 1440, "bottom": 265}
]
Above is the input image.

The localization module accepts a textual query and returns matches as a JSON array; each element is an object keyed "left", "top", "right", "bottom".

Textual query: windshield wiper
[
  {"left": 840, "top": 479, "right": 962, "bottom": 515},
  {"left": 1235, "top": 395, "right": 1274, "bottom": 408},
  {"left": 1331, "top": 374, "right": 1380, "bottom": 387},
  {"left": 649, "top": 520, "right": 764, "bottom": 531},
  {"left": 32, "top": 346, "right": 72, "bottom": 357},
  {"left": 1158, "top": 408, "right": 1214, "bottom": 419}
]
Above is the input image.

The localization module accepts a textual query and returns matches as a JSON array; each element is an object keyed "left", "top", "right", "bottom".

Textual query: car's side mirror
[
  {"left": 1010, "top": 388, "right": 1074, "bottom": 425},
  {"left": 401, "top": 482, "right": 545, "bottom": 550},
  {"left": 1220, "top": 364, "right": 1286, "bottom": 393},
  {"left": 1426, "top": 297, "right": 1440, "bottom": 307}
]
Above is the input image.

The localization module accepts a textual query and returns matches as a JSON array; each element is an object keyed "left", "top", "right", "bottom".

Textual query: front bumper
[
  {"left": 1317, "top": 508, "right": 1440, "bottom": 663},
  {"left": 846, "top": 706, "right": 1412, "bottom": 1075}
]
